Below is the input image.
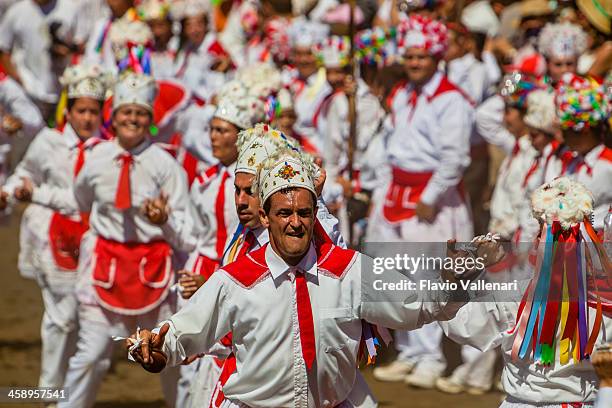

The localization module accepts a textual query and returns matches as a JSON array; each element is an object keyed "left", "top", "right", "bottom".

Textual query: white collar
[
  {"left": 113, "top": 137, "right": 151, "bottom": 159},
  {"left": 64, "top": 123, "right": 101, "bottom": 149},
  {"left": 407, "top": 71, "right": 444, "bottom": 98},
  {"left": 265, "top": 242, "right": 318, "bottom": 281},
  {"left": 584, "top": 144, "right": 605, "bottom": 166}
]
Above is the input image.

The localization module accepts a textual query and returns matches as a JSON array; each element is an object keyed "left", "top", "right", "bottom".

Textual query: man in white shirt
[
  {"left": 128, "top": 150, "right": 484, "bottom": 408},
  {"left": 368, "top": 14, "right": 474, "bottom": 387},
  {"left": 0, "top": 0, "right": 83, "bottom": 115}
]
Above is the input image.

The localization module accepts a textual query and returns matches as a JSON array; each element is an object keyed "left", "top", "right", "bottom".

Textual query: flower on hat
[
  {"left": 537, "top": 22, "right": 588, "bottom": 59},
  {"left": 524, "top": 89, "right": 556, "bottom": 135},
  {"left": 314, "top": 36, "right": 351, "bottom": 68},
  {"left": 264, "top": 17, "right": 291, "bottom": 63},
  {"left": 356, "top": 27, "right": 398, "bottom": 68},
  {"left": 138, "top": 0, "right": 170, "bottom": 21},
  {"left": 236, "top": 64, "right": 283, "bottom": 101},
  {"left": 396, "top": 14, "right": 448, "bottom": 57},
  {"left": 555, "top": 73, "right": 611, "bottom": 131},
  {"left": 287, "top": 16, "right": 330, "bottom": 49},
  {"left": 499, "top": 71, "right": 547, "bottom": 109},
  {"left": 531, "top": 177, "right": 593, "bottom": 229}
]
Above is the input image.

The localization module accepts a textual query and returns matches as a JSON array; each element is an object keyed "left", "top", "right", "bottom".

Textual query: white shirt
[
  {"left": 595, "top": 387, "right": 612, "bottom": 408},
  {"left": 544, "top": 144, "right": 612, "bottom": 230},
  {"left": 174, "top": 32, "right": 229, "bottom": 102},
  {"left": 489, "top": 135, "right": 537, "bottom": 239},
  {"left": 3, "top": 124, "right": 98, "bottom": 214},
  {"left": 447, "top": 53, "right": 489, "bottom": 106},
  {"left": 188, "top": 162, "right": 240, "bottom": 262},
  {"left": 0, "top": 0, "right": 80, "bottom": 103},
  {"left": 162, "top": 242, "right": 464, "bottom": 407},
  {"left": 0, "top": 75, "right": 43, "bottom": 141},
  {"left": 294, "top": 69, "right": 332, "bottom": 147},
  {"left": 387, "top": 71, "right": 474, "bottom": 205},
  {"left": 475, "top": 95, "right": 516, "bottom": 154},
  {"left": 74, "top": 139, "right": 196, "bottom": 251},
  {"left": 441, "top": 278, "right": 612, "bottom": 404},
  {"left": 178, "top": 103, "right": 217, "bottom": 166}
]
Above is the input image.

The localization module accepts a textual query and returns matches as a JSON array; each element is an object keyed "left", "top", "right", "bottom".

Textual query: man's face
[
  {"left": 106, "top": 0, "right": 133, "bottom": 18},
  {"left": 184, "top": 15, "right": 207, "bottom": 46},
  {"left": 112, "top": 104, "right": 151, "bottom": 148},
  {"left": 148, "top": 18, "right": 173, "bottom": 47},
  {"left": 260, "top": 188, "right": 316, "bottom": 264},
  {"left": 235, "top": 172, "right": 261, "bottom": 228},
  {"left": 403, "top": 48, "right": 438, "bottom": 86},
  {"left": 503, "top": 106, "right": 527, "bottom": 138},
  {"left": 547, "top": 56, "right": 577, "bottom": 83},
  {"left": 291, "top": 46, "right": 318, "bottom": 79},
  {"left": 326, "top": 67, "right": 347, "bottom": 91},
  {"left": 210, "top": 117, "right": 239, "bottom": 166},
  {"left": 67, "top": 98, "right": 102, "bottom": 139}
]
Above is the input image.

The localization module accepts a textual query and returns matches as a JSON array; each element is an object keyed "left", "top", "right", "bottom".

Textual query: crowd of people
[{"left": 0, "top": 0, "right": 611, "bottom": 407}]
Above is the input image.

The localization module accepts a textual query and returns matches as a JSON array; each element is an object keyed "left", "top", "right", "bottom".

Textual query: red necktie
[
  {"left": 295, "top": 269, "right": 316, "bottom": 370},
  {"left": 114, "top": 153, "right": 133, "bottom": 210},
  {"left": 73, "top": 141, "right": 86, "bottom": 178},
  {"left": 215, "top": 171, "right": 230, "bottom": 260},
  {"left": 407, "top": 89, "right": 420, "bottom": 122}
]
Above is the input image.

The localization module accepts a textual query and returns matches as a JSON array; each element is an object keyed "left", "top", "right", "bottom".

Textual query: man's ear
[{"left": 259, "top": 207, "right": 270, "bottom": 228}]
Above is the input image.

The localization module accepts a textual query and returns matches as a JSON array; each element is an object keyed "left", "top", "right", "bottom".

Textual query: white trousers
[
  {"left": 58, "top": 302, "right": 179, "bottom": 408},
  {"left": 395, "top": 322, "right": 444, "bottom": 363},
  {"left": 38, "top": 288, "right": 78, "bottom": 388}
]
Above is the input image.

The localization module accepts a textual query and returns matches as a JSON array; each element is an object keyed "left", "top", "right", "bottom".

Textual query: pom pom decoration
[
  {"left": 499, "top": 71, "right": 547, "bottom": 109},
  {"left": 555, "top": 73, "right": 611, "bottom": 131}
]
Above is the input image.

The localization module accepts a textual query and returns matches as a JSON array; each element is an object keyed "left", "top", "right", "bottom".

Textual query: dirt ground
[{"left": 0, "top": 207, "right": 504, "bottom": 407}]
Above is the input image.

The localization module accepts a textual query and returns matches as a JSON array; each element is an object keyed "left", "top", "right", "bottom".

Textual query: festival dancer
[
  {"left": 0, "top": 63, "right": 110, "bottom": 392},
  {"left": 58, "top": 73, "right": 195, "bottom": 408}
]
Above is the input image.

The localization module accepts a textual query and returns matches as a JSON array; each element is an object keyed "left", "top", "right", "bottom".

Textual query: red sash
[
  {"left": 92, "top": 238, "right": 173, "bottom": 315},
  {"left": 382, "top": 167, "right": 433, "bottom": 223},
  {"left": 48, "top": 212, "right": 89, "bottom": 271}
]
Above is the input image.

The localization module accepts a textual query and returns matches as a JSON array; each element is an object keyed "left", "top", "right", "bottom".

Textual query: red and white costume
[
  {"left": 158, "top": 154, "right": 466, "bottom": 407},
  {"left": 366, "top": 70, "right": 474, "bottom": 243},
  {"left": 59, "top": 74, "right": 195, "bottom": 408}
]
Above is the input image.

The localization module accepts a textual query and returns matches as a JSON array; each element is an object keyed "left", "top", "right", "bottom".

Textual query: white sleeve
[
  {"left": 0, "top": 79, "right": 44, "bottom": 136},
  {"left": 181, "top": 105, "right": 216, "bottom": 166},
  {"left": 3, "top": 130, "right": 49, "bottom": 195},
  {"left": 31, "top": 184, "right": 79, "bottom": 213},
  {"left": 359, "top": 255, "right": 469, "bottom": 330},
  {"left": 160, "top": 271, "right": 232, "bottom": 366},
  {"left": 420, "top": 94, "right": 473, "bottom": 205},
  {"left": 475, "top": 95, "right": 515, "bottom": 154},
  {"left": 0, "top": 5, "right": 15, "bottom": 52},
  {"left": 482, "top": 51, "right": 501, "bottom": 87},
  {"left": 160, "top": 162, "right": 201, "bottom": 252}
]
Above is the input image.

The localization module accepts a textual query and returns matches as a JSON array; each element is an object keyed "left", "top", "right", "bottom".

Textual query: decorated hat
[
  {"left": 236, "top": 63, "right": 283, "bottom": 101},
  {"left": 214, "top": 95, "right": 265, "bottom": 130},
  {"left": 396, "top": 14, "right": 449, "bottom": 58},
  {"left": 264, "top": 17, "right": 291, "bottom": 63},
  {"left": 138, "top": 0, "right": 170, "bottom": 21},
  {"left": 236, "top": 123, "right": 300, "bottom": 175},
  {"left": 288, "top": 16, "right": 330, "bottom": 48},
  {"left": 524, "top": 89, "right": 556, "bottom": 134},
  {"left": 314, "top": 35, "right": 351, "bottom": 68},
  {"left": 113, "top": 72, "right": 158, "bottom": 113},
  {"left": 511, "top": 177, "right": 610, "bottom": 366},
  {"left": 356, "top": 27, "right": 398, "bottom": 68},
  {"left": 59, "top": 64, "right": 112, "bottom": 101},
  {"left": 499, "top": 71, "right": 546, "bottom": 109},
  {"left": 109, "top": 18, "right": 154, "bottom": 75},
  {"left": 256, "top": 149, "right": 316, "bottom": 205},
  {"left": 555, "top": 73, "right": 611, "bottom": 131},
  {"left": 537, "top": 22, "right": 588, "bottom": 59},
  {"left": 170, "top": 0, "right": 210, "bottom": 20}
]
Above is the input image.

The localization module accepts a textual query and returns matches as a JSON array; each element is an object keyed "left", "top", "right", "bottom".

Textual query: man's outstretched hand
[{"left": 127, "top": 323, "right": 170, "bottom": 373}]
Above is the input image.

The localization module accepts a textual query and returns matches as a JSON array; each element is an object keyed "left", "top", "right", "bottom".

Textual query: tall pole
[{"left": 347, "top": 0, "right": 357, "bottom": 246}]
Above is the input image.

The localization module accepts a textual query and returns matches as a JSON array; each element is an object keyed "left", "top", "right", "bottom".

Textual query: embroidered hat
[
  {"left": 170, "top": 0, "right": 210, "bottom": 20},
  {"left": 60, "top": 64, "right": 112, "bottom": 101},
  {"left": 113, "top": 72, "right": 158, "bottom": 113},
  {"left": 236, "top": 123, "right": 300, "bottom": 175},
  {"left": 214, "top": 95, "right": 266, "bottom": 130},
  {"left": 396, "top": 14, "right": 449, "bottom": 57},
  {"left": 524, "top": 89, "right": 556, "bottom": 134},
  {"left": 256, "top": 149, "right": 316, "bottom": 205},
  {"left": 555, "top": 73, "right": 611, "bottom": 131},
  {"left": 314, "top": 35, "right": 351, "bottom": 68},
  {"left": 537, "top": 22, "right": 588, "bottom": 59}
]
